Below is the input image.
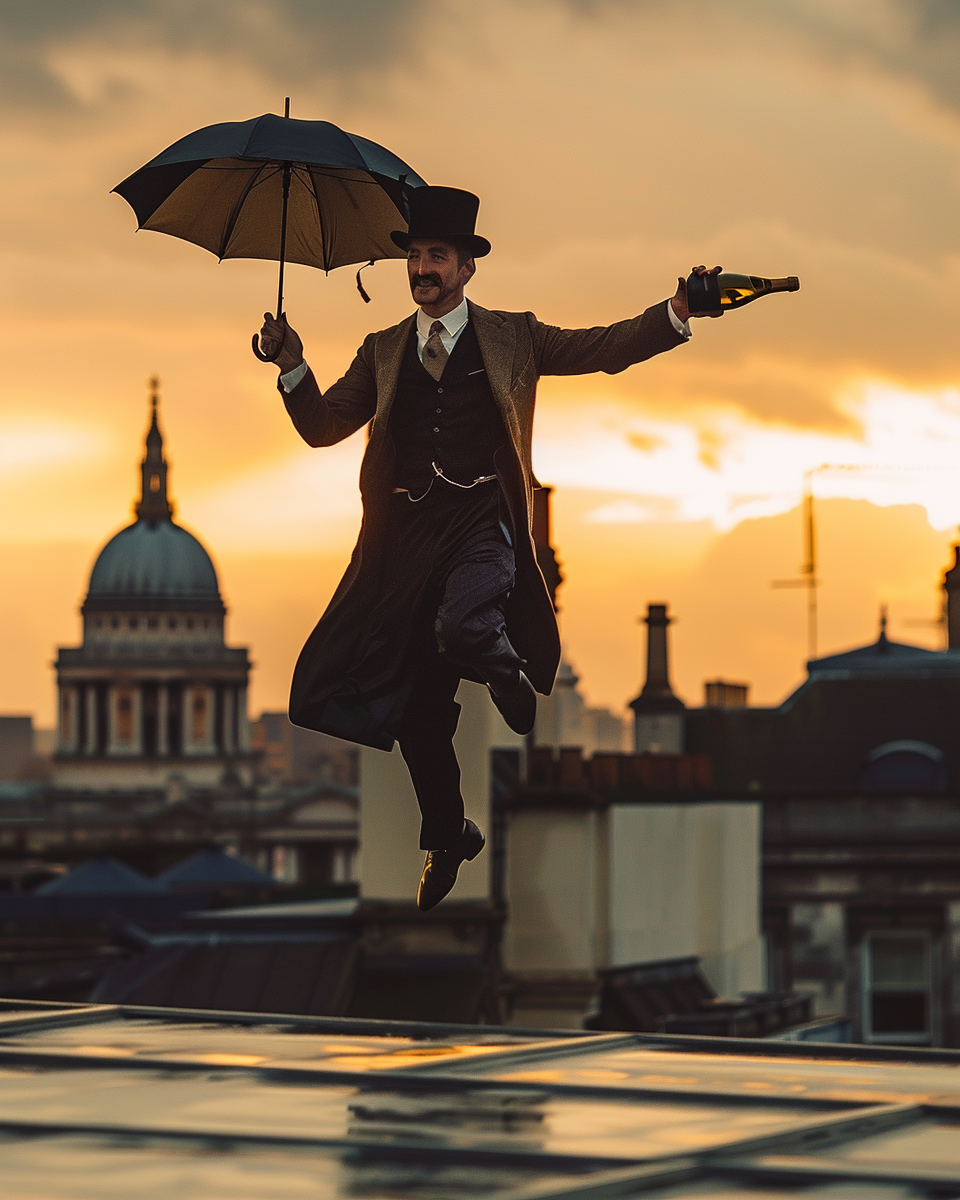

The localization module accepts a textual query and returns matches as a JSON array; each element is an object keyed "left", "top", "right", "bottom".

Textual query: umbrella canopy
[{"left": 113, "top": 112, "right": 427, "bottom": 273}]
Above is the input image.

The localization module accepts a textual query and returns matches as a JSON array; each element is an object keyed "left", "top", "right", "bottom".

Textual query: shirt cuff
[
  {"left": 280, "top": 361, "right": 308, "bottom": 393},
  {"left": 666, "top": 300, "right": 692, "bottom": 340}
]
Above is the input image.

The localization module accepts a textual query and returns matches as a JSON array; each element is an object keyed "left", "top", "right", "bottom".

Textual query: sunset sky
[{"left": 4, "top": 0, "right": 960, "bottom": 726}]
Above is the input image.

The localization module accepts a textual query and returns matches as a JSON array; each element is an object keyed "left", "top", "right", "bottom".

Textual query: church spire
[{"left": 135, "top": 376, "right": 173, "bottom": 524}]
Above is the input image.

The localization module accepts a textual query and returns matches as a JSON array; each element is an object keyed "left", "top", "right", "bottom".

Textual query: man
[{"left": 257, "top": 185, "right": 719, "bottom": 910}]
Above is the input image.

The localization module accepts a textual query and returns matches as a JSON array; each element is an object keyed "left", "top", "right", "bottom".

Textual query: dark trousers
[{"left": 386, "top": 484, "right": 520, "bottom": 849}]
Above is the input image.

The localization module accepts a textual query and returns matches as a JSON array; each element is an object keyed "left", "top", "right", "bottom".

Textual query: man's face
[{"left": 406, "top": 239, "right": 474, "bottom": 310}]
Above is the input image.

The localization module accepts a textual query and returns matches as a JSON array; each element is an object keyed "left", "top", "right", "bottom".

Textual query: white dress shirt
[
  {"left": 415, "top": 297, "right": 470, "bottom": 359},
  {"left": 280, "top": 299, "right": 689, "bottom": 393}
]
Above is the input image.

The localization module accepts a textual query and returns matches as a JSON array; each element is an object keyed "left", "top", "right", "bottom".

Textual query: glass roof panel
[
  {"left": 0, "top": 1131, "right": 580, "bottom": 1200},
  {"left": 0, "top": 1063, "right": 818, "bottom": 1161},
  {"left": 802, "top": 1115, "right": 960, "bottom": 1170},
  {"left": 5, "top": 1019, "right": 535, "bottom": 1070},
  {"left": 2, "top": 1008, "right": 960, "bottom": 1198},
  {"left": 611, "top": 1177, "right": 942, "bottom": 1198},
  {"left": 483, "top": 1047, "right": 960, "bottom": 1105}
]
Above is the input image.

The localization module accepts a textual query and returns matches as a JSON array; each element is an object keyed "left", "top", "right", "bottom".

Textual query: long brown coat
[{"left": 282, "top": 298, "right": 685, "bottom": 750}]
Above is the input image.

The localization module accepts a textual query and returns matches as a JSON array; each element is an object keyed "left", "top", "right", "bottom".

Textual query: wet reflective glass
[{"left": 1, "top": 1008, "right": 960, "bottom": 1199}]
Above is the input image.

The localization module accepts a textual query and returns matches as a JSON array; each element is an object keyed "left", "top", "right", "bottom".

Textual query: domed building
[{"left": 54, "top": 383, "right": 253, "bottom": 789}]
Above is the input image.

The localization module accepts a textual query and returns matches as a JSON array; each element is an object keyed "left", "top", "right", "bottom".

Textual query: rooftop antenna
[
  {"left": 772, "top": 461, "right": 945, "bottom": 663},
  {"left": 772, "top": 467, "right": 821, "bottom": 662},
  {"left": 774, "top": 464, "right": 956, "bottom": 662}
]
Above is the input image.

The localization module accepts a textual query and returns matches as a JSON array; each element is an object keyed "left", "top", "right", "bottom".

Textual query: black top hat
[{"left": 391, "top": 186, "right": 491, "bottom": 257}]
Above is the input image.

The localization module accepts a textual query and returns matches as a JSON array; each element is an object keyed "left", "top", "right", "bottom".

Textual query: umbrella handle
[
  {"left": 251, "top": 333, "right": 281, "bottom": 362},
  {"left": 253, "top": 163, "right": 293, "bottom": 362},
  {"left": 251, "top": 312, "right": 285, "bottom": 363}
]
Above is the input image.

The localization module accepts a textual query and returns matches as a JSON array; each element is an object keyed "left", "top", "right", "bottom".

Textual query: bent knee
[{"left": 434, "top": 613, "right": 472, "bottom": 661}]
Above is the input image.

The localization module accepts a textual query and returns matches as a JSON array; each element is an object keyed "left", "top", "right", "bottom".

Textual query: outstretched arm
[
  {"left": 534, "top": 267, "right": 721, "bottom": 376},
  {"left": 256, "top": 314, "right": 377, "bottom": 448}
]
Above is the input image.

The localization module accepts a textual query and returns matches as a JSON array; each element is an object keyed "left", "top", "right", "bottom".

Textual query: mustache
[{"left": 411, "top": 273, "right": 442, "bottom": 290}]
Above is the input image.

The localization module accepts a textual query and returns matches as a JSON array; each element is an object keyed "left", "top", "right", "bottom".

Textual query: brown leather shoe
[{"left": 417, "top": 819, "right": 485, "bottom": 911}]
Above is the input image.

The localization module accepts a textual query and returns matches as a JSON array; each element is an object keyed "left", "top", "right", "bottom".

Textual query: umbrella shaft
[{"left": 276, "top": 163, "right": 292, "bottom": 318}]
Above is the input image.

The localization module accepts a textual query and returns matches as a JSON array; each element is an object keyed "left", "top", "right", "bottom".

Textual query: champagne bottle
[{"left": 686, "top": 271, "right": 800, "bottom": 315}]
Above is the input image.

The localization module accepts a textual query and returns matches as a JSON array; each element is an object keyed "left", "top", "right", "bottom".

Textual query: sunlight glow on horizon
[
  {"left": 4, "top": 381, "right": 960, "bottom": 558},
  {"left": 536, "top": 382, "right": 960, "bottom": 535},
  {"left": 0, "top": 424, "right": 108, "bottom": 479}
]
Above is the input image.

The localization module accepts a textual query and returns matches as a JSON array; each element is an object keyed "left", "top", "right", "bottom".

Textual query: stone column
[
  {"left": 85, "top": 686, "right": 98, "bottom": 755},
  {"left": 221, "top": 687, "right": 235, "bottom": 753},
  {"left": 180, "top": 683, "right": 192, "bottom": 756},
  {"left": 157, "top": 685, "right": 169, "bottom": 755},
  {"left": 237, "top": 686, "right": 251, "bottom": 751},
  {"left": 57, "top": 686, "right": 78, "bottom": 754}
]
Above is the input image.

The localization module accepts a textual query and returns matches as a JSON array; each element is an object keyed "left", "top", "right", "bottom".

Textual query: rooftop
[{"left": 0, "top": 1000, "right": 959, "bottom": 1196}]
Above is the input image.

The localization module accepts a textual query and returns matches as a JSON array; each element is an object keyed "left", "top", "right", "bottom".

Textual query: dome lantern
[
  {"left": 82, "top": 383, "right": 224, "bottom": 615},
  {"left": 136, "top": 376, "right": 173, "bottom": 525}
]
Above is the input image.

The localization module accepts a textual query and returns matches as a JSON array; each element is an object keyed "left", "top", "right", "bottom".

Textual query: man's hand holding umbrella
[{"left": 258, "top": 315, "right": 303, "bottom": 374}]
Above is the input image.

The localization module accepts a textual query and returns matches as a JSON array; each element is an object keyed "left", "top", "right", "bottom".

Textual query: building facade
[
  {"left": 53, "top": 381, "right": 254, "bottom": 792},
  {"left": 680, "top": 550, "right": 960, "bottom": 1048},
  {"left": 1, "top": 384, "right": 359, "bottom": 890}
]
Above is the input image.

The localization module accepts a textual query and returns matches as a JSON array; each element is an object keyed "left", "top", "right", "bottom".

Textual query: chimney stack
[
  {"left": 943, "top": 543, "right": 960, "bottom": 650},
  {"left": 629, "top": 603, "right": 685, "bottom": 754}
]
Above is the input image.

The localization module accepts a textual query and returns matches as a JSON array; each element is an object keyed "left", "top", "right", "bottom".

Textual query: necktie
[{"left": 422, "top": 319, "right": 449, "bottom": 380}]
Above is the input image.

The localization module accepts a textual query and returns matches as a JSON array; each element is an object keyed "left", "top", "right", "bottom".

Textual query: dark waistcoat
[{"left": 390, "top": 320, "right": 507, "bottom": 493}]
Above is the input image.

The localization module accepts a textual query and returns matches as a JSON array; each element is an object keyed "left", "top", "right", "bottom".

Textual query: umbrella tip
[{"left": 284, "top": 97, "right": 290, "bottom": 118}]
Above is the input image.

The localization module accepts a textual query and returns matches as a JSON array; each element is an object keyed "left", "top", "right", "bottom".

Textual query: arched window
[{"left": 860, "top": 740, "right": 947, "bottom": 794}]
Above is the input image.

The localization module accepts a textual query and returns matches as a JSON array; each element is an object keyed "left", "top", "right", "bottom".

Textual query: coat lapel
[
  {"left": 470, "top": 301, "right": 514, "bottom": 411},
  {"left": 373, "top": 313, "right": 416, "bottom": 430},
  {"left": 469, "top": 301, "right": 525, "bottom": 454}
]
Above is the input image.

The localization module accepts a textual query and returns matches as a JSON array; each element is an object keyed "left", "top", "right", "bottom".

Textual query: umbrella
[{"left": 112, "top": 100, "right": 427, "bottom": 360}]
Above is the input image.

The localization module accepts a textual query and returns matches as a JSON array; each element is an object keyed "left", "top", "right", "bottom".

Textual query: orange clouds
[{"left": 5, "top": 0, "right": 960, "bottom": 723}]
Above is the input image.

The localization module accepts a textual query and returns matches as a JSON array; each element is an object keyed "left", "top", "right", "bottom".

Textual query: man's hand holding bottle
[
  {"left": 672, "top": 265, "right": 723, "bottom": 323},
  {"left": 674, "top": 265, "right": 801, "bottom": 323}
]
